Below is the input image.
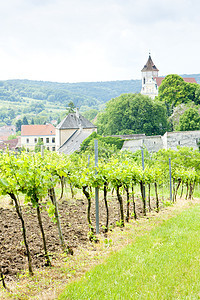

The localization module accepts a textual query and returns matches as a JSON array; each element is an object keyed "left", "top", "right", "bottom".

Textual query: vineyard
[{"left": 0, "top": 146, "right": 200, "bottom": 291}]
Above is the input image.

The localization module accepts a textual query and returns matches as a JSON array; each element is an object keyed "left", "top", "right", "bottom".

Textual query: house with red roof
[
  {"left": 141, "top": 55, "right": 197, "bottom": 99},
  {"left": 21, "top": 124, "right": 56, "bottom": 151}
]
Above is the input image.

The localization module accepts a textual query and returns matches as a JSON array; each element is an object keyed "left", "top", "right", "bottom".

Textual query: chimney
[
  {"left": 75, "top": 108, "right": 79, "bottom": 119},
  {"left": 76, "top": 107, "right": 82, "bottom": 129}
]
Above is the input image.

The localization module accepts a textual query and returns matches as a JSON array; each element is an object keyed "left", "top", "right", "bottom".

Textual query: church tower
[{"left": 141, "top": 54, "right": 159, "bottom": 99}]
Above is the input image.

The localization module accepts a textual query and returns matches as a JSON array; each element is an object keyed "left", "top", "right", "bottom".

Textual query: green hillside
[
  {"left": 0, "top": 74, "right": 199, "bottom": 126},
  {"left": 0, "top": 79, "right": 141, "bottom": 126}
]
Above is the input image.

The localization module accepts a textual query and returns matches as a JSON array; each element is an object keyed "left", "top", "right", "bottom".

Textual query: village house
[
  {"left": 0, "top": 125, "right": 16, "bottom": 141},
  {"left": 21, "top": 124, "right": 56, "bottom": 151},
  {"left": 0, "top": 138, "right": 21, "bottom": 151},
  {"left": 56, "top": 109, "right": 97, "bottom": 154}
]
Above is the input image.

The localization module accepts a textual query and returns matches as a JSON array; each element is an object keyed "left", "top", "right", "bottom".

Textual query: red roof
[
  {"left": 0, "top": 135, "right": 9, "bottom": 141},
  {"left": 182, "top": 78, "right": 197, "bottom": 84},
  {"left": 0, "top": 138, "right": 20, "bottom": 150},
  {"left": 21, "top": 124, "right": 56, "bottom": 136},
  {"left": 154, "top": 77, "right": 165, "bottom": 86},
  {"left": 154, "top": 76, "right": 197, "bottom": 87}
]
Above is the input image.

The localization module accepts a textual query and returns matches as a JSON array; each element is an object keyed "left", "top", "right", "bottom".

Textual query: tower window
[{"left": 143, "top": 78, "right": 145, "bottom": 84}]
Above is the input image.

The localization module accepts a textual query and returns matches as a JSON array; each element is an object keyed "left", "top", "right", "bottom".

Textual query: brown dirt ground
[
  {"left": 0, "top": 191, "right": 155, "bottom": 281},
  {"left": 0, "top": 190, "right": 196, "bottom": 299}
]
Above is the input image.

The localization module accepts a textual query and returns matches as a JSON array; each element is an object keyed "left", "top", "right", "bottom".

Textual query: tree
[
  {"left": 35, "top": 138, "right": 44, "bottom": 152},
  {"left": 66, "top": 101, "right": 76, "bottom": 114},
  {"left": 158, "top": 75, "right": 186, "bottom": 111},
  {"left": 158, "top": 74, "right": 200, "bottom": 113},
  {"left": 82, "top": 109, "right": 98, "bottom": 121},
  {"left": 57, "top": 116, "right": 61, "bottom": 125},
  {"left": 23, "top": 116, "right": 29, "bottom": 125},
  {"left": 97, "top": 93, "right": 168, "bottom": 136},
  {"left": 8, "top": 134, "right": 17, "bottom": 140},
  {"left": 80, "top": 132, "right": 124, "bottom": 153},
  {"left": 194, "top": 85, "right": 200, "bottom": 105},
  {"left": 16, "top": 119, "right": 22, "bottom": 132},
  {"left": 178, "top": 107, "right": 200, "bottom": 131}
]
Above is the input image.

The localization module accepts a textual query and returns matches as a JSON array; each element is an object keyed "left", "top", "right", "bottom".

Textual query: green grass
[{"left": 59, "top": 204, "right": 200, "bottom": 300}]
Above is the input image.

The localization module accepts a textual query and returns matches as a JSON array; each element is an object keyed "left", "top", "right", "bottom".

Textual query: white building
[
  {"left": 141, "top": 54, "right": 159, "bottom": 99},
  {"left": 21, "top": 124, "right": 56, "bottom": 151},
  {"left": 141, "top": 54, "right": 197, "bottom": 99}
]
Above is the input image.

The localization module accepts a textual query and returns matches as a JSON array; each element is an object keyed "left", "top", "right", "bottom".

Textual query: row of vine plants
[{"left": 0, "top": 146, "right": 199, "bottom": 284}]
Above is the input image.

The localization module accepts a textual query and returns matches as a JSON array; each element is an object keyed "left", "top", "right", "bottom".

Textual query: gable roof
[
  {"left": 141, "top": 55, "right": 159, "bottom": 72},
  {"left": 21, "top": 124, "right": 55, "bottom": 136},
  {"left": 154, "top": 76, "right": 197, "bottom": 87},
  {"left": 57, "top": 112, "right": 97, "bottom": 130},
  {"left": 58, "top": 129, "right": 93, "bottom": 154}
]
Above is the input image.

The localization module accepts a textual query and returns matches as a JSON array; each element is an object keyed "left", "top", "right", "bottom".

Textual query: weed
[
  {"left": 87, "top": 231, "right": 98, "bottom": 243},
  {"left": 116, "top": 220, "right": 124, "bottom": 227},
  {"left": 103, "top": 238, "right": 113, "bottom": 248},
  {"left": 162, "top": 200, "right": 173, "bottom": 207}
]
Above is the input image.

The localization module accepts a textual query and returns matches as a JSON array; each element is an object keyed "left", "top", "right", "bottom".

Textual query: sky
[{"left": 0, "top": 0, "right": 200, "bottom": 83}]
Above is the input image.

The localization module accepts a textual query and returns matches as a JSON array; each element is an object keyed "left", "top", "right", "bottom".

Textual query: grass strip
[{"left": 59, "top": 204, "right": 200, "bottom": 300}]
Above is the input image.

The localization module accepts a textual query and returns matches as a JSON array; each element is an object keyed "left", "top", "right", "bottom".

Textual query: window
[
  {"left": 46, "top": 138, "right": 49, "bottom": 143},
  {"left": 52, "top": 137, "right": 55, "bottom": 143},
  {"left": 178, "top": 141, "right": 180, "bottom": 145},
  {"left": 34, "top": 138, "right": 37, "bottom": 143},
  {"left": 26, "top": 138, "right": 29, "bottom": 143},
  {"left": 47, "top": 146, "right": 50, "bottom": 150},
  {"left": 52, "top": 147, "right": 56, "bottom": 151},
  {"left": 41, "top": 138, "right": 43, "bottom": 142}
]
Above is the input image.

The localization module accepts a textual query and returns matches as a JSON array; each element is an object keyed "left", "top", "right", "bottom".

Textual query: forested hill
[
  {"left": 2, "top": 74, "right": 200, "bottom": 111},
  {"left": 0, "top": 79, "right": 141, "bottom": 111},
  {"left": 0, "top": 74, "right": 199, "bottom": 127}
]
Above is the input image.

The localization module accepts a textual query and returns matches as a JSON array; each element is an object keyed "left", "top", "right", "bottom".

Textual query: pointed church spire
[{"left": 141, "top": 54, "right": 159, "bottom": 72}]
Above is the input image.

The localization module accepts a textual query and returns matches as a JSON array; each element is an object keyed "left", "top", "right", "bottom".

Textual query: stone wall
[
  {"left": 164, "top": 131, "right": 200, "bottom": 150},
  {"left": 122, "top": 130, "right": 200, "bottom": 153},
  {"left": 122, "top": 135, "right": 163, "bottom": 152},
  {"left": 143, "top": 136, "right": 163, "bottom": 152}
]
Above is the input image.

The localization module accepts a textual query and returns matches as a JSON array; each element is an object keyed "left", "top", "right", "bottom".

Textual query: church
[
  {"left": 141, "top": 54, "right": 197, "bottom": 99},
  {"left": 120, "top": 55, "right": 200, "bottom": 153}
]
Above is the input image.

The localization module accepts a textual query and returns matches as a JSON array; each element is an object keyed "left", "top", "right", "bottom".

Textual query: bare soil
[{"left": 0, "top": 192, "right": 155, "bottom": 281}]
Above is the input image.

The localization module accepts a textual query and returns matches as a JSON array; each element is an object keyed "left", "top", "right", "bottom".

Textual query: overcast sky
[{"left": 0, "top": 0, "right": 200, "bottom": 83}]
